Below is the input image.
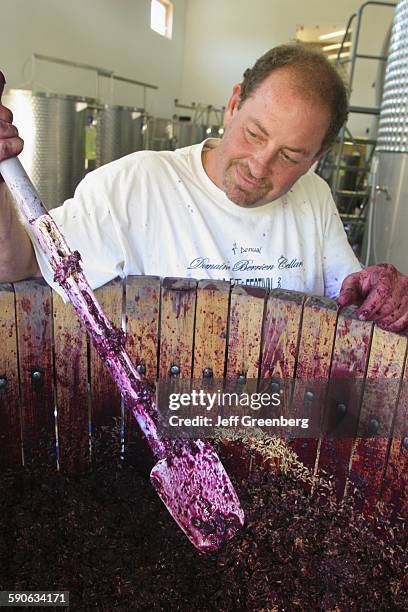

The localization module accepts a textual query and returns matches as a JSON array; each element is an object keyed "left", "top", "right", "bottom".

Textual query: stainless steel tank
[
  {"left": 2, "top": 89, "right": 95, "bottom": 209},
  {"left": 145, "top": 117, "right": 223, "bottom": 151},
  {"left": 146, "top": 117, "right": 174, "bottom": 150},
  {"left": 203, "top": 125, "right": 224, "bottom": 139},
  {"left": 96, "top": 105, "right": 147, "bottom": 166},
  {"left": 172, "top": 121, "right": 224, "bottom": 149},
  {"left": 172, "top": 120, "right": 205, "bottom": 148},
  {"left": 366, "top": 0, "right": 408, "bottom": 272}
]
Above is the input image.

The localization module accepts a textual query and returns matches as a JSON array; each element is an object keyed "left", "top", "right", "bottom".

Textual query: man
[{"left": 0, "top": 44, "right": 407, "bottom": 331}]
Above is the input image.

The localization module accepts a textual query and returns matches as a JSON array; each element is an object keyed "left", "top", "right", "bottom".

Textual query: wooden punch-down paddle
[{"left": 0, "top": 71, "right": 244, "bottom": 552}]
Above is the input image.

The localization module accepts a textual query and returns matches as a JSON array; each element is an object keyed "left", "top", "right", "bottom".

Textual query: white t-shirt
[{"left": 32, "top": 139, "right": 361, "bottom": 300}]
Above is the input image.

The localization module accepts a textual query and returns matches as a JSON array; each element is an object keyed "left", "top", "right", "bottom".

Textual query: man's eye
[
  {"left": 281, "top": 151, "right": 298, "bottom": 164},
  {"left": 246, "top": 129, "right": 260, "bottom": 142}
]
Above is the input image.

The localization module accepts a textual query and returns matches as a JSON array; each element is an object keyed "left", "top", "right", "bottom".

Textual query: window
[{"left": 150, "top": 0, "right": 173, "bottom": 39}]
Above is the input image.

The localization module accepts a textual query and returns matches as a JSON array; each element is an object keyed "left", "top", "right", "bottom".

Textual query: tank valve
[{"left": 375, "top": 185, "right": 391, "bottom": 201}]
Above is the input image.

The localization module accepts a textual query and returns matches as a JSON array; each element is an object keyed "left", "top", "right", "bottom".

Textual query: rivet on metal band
[
  {"left": 304, "top": 390, "right": 314, "bottom": 402},
  {"left": 170, "top": 364, "right": 180, "bottom": 377},
  {"left": 368, "top": 418, "right": 380, "bottom": 436},
  {"left": 30, "top": 370, "right": 43, "bottom": 383},
  {"left": 136, "top": 363, "right": 146, "bottom": 376},
  {"left": 336, "top": 402, "right": 347, "bottom": 416}
]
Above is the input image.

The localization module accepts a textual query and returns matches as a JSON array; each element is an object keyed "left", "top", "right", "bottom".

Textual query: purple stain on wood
[
  {"left": 20, "top": 298, "right": 32, "bottom": 315},
  {"left": 4, "top": 173, "right": 245, "bottom": 550},
  {"left": 317, "top": 314, "right": 372, "bottom": 500}
]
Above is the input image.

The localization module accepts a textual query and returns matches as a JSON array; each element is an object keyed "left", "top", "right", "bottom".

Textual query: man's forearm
[{"left": 0, "top": 182, "right": 41, "bottom": 282}]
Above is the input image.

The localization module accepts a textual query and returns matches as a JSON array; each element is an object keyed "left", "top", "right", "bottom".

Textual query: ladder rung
[
  {"left": 341, "top": 219, "right": 366, "bottom": 226},
  {"left": 349, "top": 105, "right": 381, "bottom": 115},
  {"left": 355, "top": 53, "right": 388, "bottom": 61},
  {"left": 324, "top": 164, "right": 370, "bottom": 172},
  {"left": 341, "top": 214, "right": 366, "bottom": 221},
  {"left": 336, "top": 190, "right": 369, "bottom": 198},
  {"left": 338, "top": 54, "right": 388, "bottom": 65},
  {"left": 343, "top": 138, "right": 377, "bottom": 145},
  {"left": 334, "top": 136, "right": 377, "bottom": 145}
]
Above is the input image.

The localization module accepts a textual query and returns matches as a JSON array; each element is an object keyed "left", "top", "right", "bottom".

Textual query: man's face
[{"left": 211, "top": 68, "right": 331, "bottom": 208}]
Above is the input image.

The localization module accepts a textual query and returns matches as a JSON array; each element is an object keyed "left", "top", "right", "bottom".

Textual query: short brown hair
[{"left": 239, "top": 43, "right": 349, "bottom": 151}]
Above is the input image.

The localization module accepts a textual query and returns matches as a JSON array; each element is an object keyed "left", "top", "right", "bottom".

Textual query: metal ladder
[{"left": 316, "top": 1, "right": 396, "bottom": 254}]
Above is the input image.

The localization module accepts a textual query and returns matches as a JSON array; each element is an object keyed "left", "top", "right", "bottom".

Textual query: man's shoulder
[
  {"left": 280, "top": 170, "right": 336, "bottom": 229},
  {"left": 82, "top": 144, "right": 198, "bottom": 187},
  {"left": 288, "top": 169, "right": 333, "bottom": 210},
  {"left": 88, "top": 148, "right": 180, "bottom": 176},
  {"left": 295, "top": 169, "right": 332, "bottom": 195}
]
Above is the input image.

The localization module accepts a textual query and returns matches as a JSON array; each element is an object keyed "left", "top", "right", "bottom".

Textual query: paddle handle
[{"left": 0, "top": 70, "right": 166, "bottom": 460}]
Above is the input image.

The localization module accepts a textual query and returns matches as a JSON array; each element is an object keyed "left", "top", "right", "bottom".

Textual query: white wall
[
  {"left": 0, "top": 0, "right": 396, "bottom": 133},
  {"left": 1, "top": 0, "right": 187, "bottom": 116},
  {"left": 180, "top": 0, "right": 395, "bottom": 136}
]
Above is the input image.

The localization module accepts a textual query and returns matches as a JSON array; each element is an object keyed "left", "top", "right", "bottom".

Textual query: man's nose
[{"left": 248, "top": 148, "right": 277, "bottom": 179}]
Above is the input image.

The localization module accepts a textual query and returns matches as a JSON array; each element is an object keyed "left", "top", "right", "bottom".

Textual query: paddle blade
[{"left": 150, "top": 439, "right": 244, "bottom": 552}]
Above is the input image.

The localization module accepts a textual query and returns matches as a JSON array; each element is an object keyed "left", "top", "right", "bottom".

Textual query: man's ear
[
  {"left": 224, "top": 84, "right": 242, "bottom": 126},
  {"left": 312, "top": 146, "right": 330, "bottom": 165},
  {"left": 302, "top": 147, "right": 330, "bottom": 176}
]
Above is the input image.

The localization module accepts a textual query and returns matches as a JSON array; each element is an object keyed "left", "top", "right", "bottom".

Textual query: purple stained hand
[{"left": 337, "top": 263, "right": 408, "bottom": 333}]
